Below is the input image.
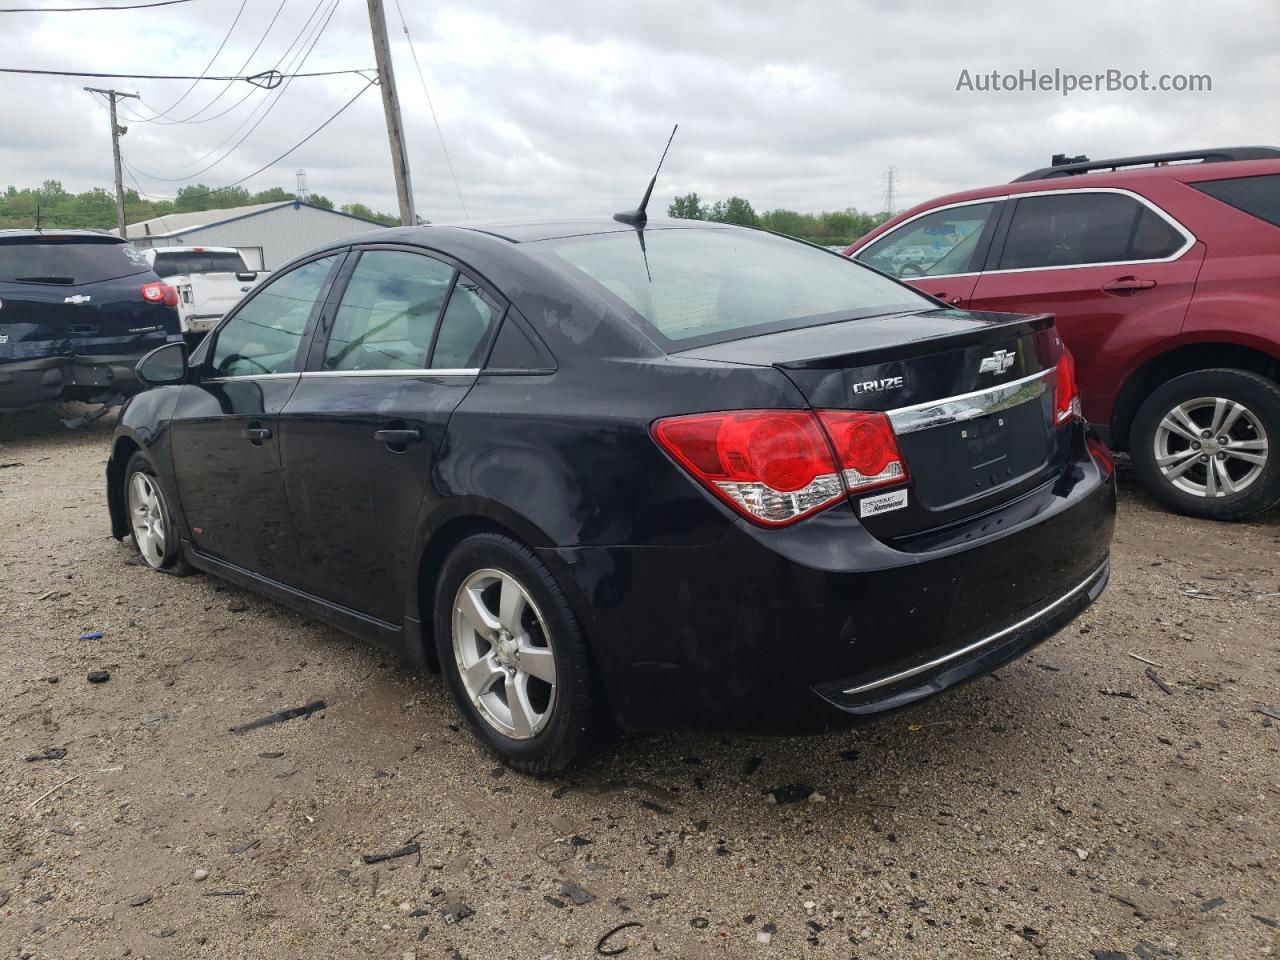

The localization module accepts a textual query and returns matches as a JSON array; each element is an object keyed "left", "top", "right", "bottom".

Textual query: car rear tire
[
  {"left": 1130, "top": 368, "right": 1280, "bottom": 521},
  {"left": 433, "top": 532, "right": 605, "bottom": 774},
  {"left": 124, "top": 450, "right": 191, "bottom": 574}
]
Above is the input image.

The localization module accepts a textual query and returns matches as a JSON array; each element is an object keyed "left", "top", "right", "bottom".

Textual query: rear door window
[
  {"left": 323, "top": 250, "right": 455, "bottom": 372},
  {"left": 431, "top": 277, "right": 500, "bottom": 368},
  {"left": 997, "top": 192, "right": 1185, "bottom": 269},
  {"left": 1191, "top": 174, "right": 1280, "bottom": 227},
  {"left": 857, "top": 202, "right": 998, "bottom": 278},
  {"left": 210, "top": 255, "right": 338, "bottom": 377},
  {"left": 0, "top": 238, "right": 151, "bottom": 285}
]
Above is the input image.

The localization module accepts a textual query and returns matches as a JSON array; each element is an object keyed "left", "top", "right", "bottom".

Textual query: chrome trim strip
[
  {"left": 202, "top": 373, "right": 300, "bottom": 383},
  {"left": 299, "top": 368, "right": 479, "bottom": 378},
  {"left": 203, "top": 368, "right": 479, "bottom": 383},
  {"left": 887, "top": 368, "right": 1054, "bottom": 435},
  {"left": 841, "top": 560, "right": 1107, "bottom": 696}
]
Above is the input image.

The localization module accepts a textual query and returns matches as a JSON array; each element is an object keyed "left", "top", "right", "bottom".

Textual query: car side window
[
  {"left": 431, "top": 276, "right": 499, "bottom": 368},
  {"left": 998, "top": 193, "right": 1184, "bottom": 270},
  {"left": 210, "top": 255, "right": 337, "bottom": 377},
  {"left": 857, "top": 203, "right": 996, "bottom": 279},
  {"left": 323, "top": 250, "right": 455, "bottom": 371}
]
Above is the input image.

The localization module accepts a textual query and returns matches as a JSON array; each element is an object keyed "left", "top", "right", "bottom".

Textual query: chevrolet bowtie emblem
[
  {"left": 978, "top": 349, "right": 1015, "bottom": 375},
  {"left": 64, "top": 295, "right": 92, "bottom": 305}
]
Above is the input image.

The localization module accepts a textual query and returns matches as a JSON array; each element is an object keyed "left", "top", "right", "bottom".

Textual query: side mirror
[
  {"left": 235, "top": 270, "right": 258, "bottom": 282},
  {"left": 135, "top": 341, "right": 189, "bottom": 387}
]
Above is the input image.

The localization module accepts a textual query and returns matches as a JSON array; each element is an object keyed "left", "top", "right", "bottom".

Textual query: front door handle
[
  {"left": 241, "top": 424, "right": 272, "bottom": 444},
  {"left": 373, "top": 428, "right": 422, "bottom": 446},
  {"left": 1101, "top": 276, "right": 1157, "bottom": 294}
]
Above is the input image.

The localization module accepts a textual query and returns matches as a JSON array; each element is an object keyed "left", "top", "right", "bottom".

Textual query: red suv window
[
  {"left": 998, "top": 192, "right": 1185, "bottom": 270},
  {"left": 1191, "top": 174, "right": 1280, "bottom": 227}
]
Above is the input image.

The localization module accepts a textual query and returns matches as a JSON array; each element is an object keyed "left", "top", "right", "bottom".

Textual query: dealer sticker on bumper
[{"left": 859, "top": 488, "right": 908, "bottom": 518}]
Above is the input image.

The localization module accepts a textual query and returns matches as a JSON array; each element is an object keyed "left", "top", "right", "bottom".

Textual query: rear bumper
[
  {"left": 0, "top": 350, "right": 162, "bottom": 410},
  {"left": 544, "top": 432, "right": 1116, "bottom": 734}
]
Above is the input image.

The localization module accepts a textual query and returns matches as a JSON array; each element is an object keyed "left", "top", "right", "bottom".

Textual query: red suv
[{"left": 846, "top": 147, "right": 1280, "bottom": 520}]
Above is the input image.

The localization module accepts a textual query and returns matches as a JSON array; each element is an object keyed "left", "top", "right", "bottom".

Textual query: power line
[
  {"left": 125, "top": 0, "right": 342, "bottom": 180},
  {"left": 119, "top": 77, "right": 376, "bottom": 202},
  {"left": 1, "top": 0, "right": 197, "bottom": 10},
  {"left": 0, "top": 66, "right": 363, "bottom": 81},
  {"left": 120, "top": 0, "right": 328, "bottom": 127},
  {"left": 136, "top": 0, "right": 250, "bottom": 121},
  {"left": 392, "top": 0, "right": 467, "bottom": 219},
  {"left": 143, "top": 0, "right": 291, "bottom": 125}
]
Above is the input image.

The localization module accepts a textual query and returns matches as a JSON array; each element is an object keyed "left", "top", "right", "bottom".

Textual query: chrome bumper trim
[
  {"left": 841, "top": 559, "right": 1107, "bottom": 696},
  {"left": 887, "top": 368, "right": 1055, "bottom": 435}
]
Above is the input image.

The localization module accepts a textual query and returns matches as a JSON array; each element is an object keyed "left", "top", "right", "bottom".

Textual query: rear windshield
[
  {"left": 0, "top": 238, "right": 151, "bottom": 285},
  {"left": 539, "top": 227, "right": 933, "bottom": 348},
  {"left": 152, "top": 250, "right": 249, "bottom": 276}
]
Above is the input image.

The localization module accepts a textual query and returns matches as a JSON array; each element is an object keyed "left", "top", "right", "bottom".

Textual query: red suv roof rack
[{"left": 1012, "top": 146, "right": 1280, "bottom": 182}]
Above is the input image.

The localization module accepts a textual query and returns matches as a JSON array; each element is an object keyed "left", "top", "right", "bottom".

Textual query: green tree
[
  {"left": 707, "top": 196, "right": 758, "bottom": 227},
  {"left": 667, "top": 192, "right": 706, "bottom": 220},
  {"left": 341, "top": 202, "right": 398, "bottom": 225},
  {"left": 306, "top": 193, "right": 333, "bottom": 209},
  {"left": 250, "top": 186, "right": 294, "bottom": 204}
]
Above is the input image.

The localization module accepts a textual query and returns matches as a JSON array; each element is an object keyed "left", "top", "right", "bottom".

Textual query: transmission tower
[{"left": 883, "top": 165, "right": 897, "bottom": 215}]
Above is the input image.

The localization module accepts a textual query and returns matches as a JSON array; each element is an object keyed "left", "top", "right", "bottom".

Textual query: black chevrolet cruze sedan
[{"left": 106, "top": 218, "right": 1116, "bottom": 772}]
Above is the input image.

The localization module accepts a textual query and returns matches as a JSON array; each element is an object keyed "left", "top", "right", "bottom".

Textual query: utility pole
[
  {"left": 882, "top": 165, "right": 897, "bottom": 216},
  {"left": 85, "top": 87, "right": 140, "bottom": 238},
  {"left": 366, "top": 0, "right": 416, "bottom": 225}
]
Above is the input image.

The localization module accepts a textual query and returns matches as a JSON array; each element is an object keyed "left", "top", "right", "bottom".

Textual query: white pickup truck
[{"left": 142, "top": 247, "right": 267, "bottom": 343}]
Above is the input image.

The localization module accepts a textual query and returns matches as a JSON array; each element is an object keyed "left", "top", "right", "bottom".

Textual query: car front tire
[
  {"left": 433, "top": 532, "right": 605, "bottom": 774},
  {"left": 123, "top": 450, "right": 191, "bottom": 574},
  {"left": 1131, "top": 368, "right": 1280, "bottom": 521}
]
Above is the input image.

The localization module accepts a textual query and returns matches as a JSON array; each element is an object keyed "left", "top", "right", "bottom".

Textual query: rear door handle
[
  {"left": 1101, "top": 276, "right": 1157, "bottom": 294},
  {"left": 373, "top": 428, "right": 422, "bottom": 445},
  {"left": 241, "top": 425, "right": 272, "bottom": 444}
]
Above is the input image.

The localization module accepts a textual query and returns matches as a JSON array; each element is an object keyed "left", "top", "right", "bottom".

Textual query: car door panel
[
  {"left": 170, "top": 376, "right": 302, "bottom": 574},
  {"left": 280, "top": 373, "right": 475, "bottom": 622}
]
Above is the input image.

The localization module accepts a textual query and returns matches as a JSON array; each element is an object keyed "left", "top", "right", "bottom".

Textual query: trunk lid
[{"left": 677, "top": 308, "right": 1069, "bottom": 539}]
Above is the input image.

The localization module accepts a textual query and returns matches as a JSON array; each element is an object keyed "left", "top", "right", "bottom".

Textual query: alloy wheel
[
  {"left": 128, "top": 472, "right": 168, "bottom": 568},
  {"left": 1153, "top": 396, "right": 1269, "bottom": 498},
  {"left": 451, "top": 568, "right": 557, "bottom": 740}
]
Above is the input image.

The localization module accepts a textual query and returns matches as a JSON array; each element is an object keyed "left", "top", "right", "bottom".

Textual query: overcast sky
[{"left": 1, "top": 0, "right": 1276, "bottom": 222}]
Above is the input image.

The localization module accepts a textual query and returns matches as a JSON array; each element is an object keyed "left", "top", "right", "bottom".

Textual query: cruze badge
[
  {"left": 978, "top": 349, "right": 1015, "bottom": 375},
  {"left": 851, "top": 375, "right": 904, "bottom": 395}
]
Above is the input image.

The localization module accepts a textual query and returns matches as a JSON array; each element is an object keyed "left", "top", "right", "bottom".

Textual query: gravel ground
[{"left": 1, "top": 404, "right": 1277, "bottom": 960}]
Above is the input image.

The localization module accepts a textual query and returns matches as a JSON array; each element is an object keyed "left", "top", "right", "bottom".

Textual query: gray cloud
[{"left": 1, "top": 0, "right": 1275, "bottom": 223}]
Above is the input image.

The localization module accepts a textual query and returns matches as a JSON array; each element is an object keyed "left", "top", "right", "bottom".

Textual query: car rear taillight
[
  {"left": 1054, "top": 349, "right": 1081, "bottom": 425},
  {"left": 652, "top": 409, "right": 907, "bottom": 526},
  {"left": 140, "top": 282, "right": 178, "bottom": 307},
  {"left": 815, "top": 410, "right": 908, "bottom": 492}
]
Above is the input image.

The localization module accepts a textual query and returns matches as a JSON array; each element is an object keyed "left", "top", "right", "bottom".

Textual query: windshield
[
  {"left": 152, "top": 250, "right": 248, "bottom": 277},
  {"left": 0, "top": 238, "right": 151, "bottom": 285},
  {"left": 539, "top": 227, "right": 933, "bottom": 348}
]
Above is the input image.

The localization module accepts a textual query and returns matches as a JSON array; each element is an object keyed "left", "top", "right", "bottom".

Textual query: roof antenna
[{"left": 614, "top": 124, "right": 678, "bottom": 227}]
